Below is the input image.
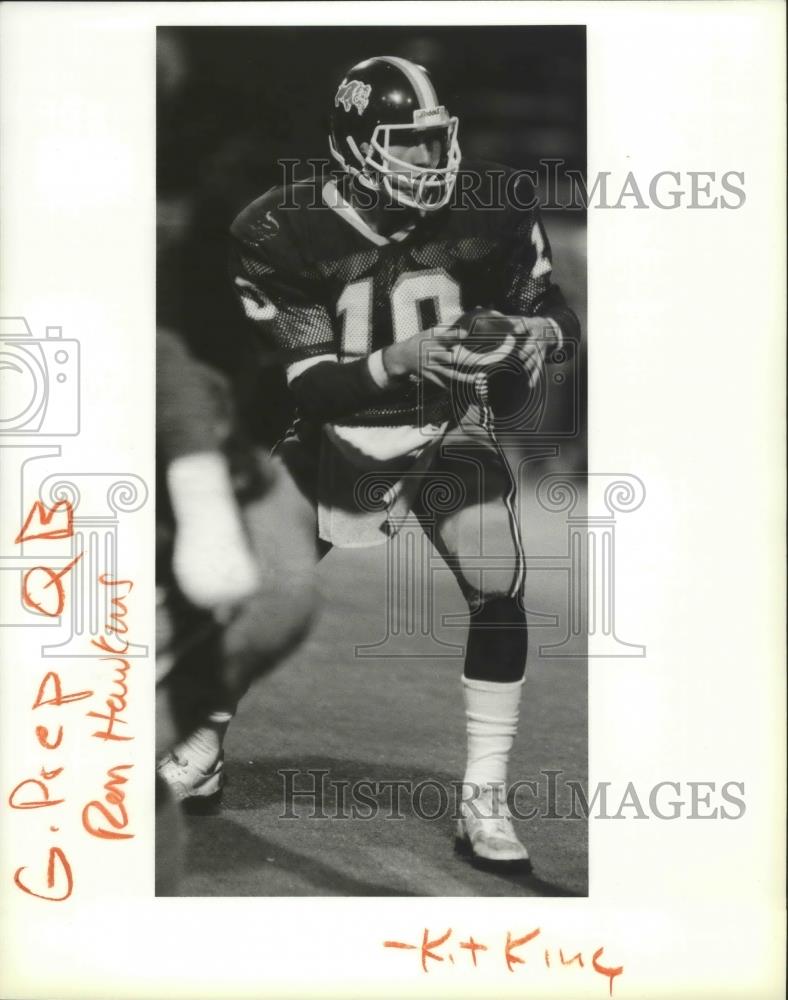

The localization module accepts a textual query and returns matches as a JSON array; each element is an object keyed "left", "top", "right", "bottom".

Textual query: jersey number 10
[{"left": 337, "top": 270, "right": 463, "bottom": 361}]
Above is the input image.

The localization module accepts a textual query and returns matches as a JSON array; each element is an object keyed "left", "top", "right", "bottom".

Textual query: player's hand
[
  {"left": 514, "top": 316, "right": 561, "bottom": 388},
  {"left": 167, "top": 451, "right": 262, "bottom": 612},
  {"left": 426, "top": 311, "right": 562, "bottom": 391},
  {"left": 381, "top": 324, "right": 468, "bottom": 386}
]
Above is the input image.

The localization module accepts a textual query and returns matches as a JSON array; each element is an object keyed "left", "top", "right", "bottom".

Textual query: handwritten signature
[
  {"left": 384, "top": 928, "right": 623, "bottom": 995},
  {"left": 6, "top": 499, "right": 136, "bottom": 901}
]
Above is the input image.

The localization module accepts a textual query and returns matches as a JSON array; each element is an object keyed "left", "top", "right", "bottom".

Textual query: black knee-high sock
[{"left": 464, "top": 594, "right": 528, "bottom": 683}]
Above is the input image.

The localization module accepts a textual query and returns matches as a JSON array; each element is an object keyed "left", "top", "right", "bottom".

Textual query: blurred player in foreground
[
  {"left": 222, "top": 56, "right": 577, "bottom": 870},
  {"left": 155, "top": 327, "right": 317, "bottom": 848}
]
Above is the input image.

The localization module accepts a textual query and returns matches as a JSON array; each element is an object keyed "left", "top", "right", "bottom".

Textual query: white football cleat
[
  {"left": 455, "top": 784, "right": 531, "bottom": 869},
  {"left": 156, "top": 747, "right": 224, "bottom": 810}
]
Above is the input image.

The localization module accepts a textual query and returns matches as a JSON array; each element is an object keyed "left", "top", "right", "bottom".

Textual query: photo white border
[{"left": 0, "top": 2, "right": 784, "bottom": 998}]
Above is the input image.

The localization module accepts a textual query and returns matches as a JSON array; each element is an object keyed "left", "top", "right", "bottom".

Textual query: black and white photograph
[
  {"left": 0, "top": 3, "right": 784, "bottom": 998},
  {"left": 155, "top": 25, "right": 588, "bottom": 897}
]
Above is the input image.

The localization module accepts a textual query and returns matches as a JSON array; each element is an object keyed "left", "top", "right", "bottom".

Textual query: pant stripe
[
  {"left": 271, "top": 419, "right": 300, "bottom": 456},
  {"left": 475, "top": 376, "right": 526, "bottom": 597}
]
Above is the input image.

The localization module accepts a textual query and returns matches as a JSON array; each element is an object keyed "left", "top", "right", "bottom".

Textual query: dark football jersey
[{"left": 229, "top": 160, "right": 579, "bottom": 444}]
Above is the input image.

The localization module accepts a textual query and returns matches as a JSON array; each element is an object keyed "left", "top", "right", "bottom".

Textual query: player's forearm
[{"left": 289, "top": 352, "right": 394, "bottom": 423}]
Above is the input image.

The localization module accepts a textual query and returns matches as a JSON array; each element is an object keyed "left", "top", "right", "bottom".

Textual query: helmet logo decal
[
  {"left": 335, "top": 79, "right": 372, "bottom": 116},
  {"left": 256, "top": 210, "right": 280, "bottom": 240}
]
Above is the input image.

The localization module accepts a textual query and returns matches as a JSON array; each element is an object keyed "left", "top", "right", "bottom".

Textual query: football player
[
  {"left": 229, "top": 56, "right": 580, "bottom": 867},
  {"left": 155, "top": 327, "right": 317, "bottom": 808}
]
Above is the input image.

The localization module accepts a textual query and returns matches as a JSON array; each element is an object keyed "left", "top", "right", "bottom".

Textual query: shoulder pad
[{"left": 231, "top": 187, "right": 287, "bottom": 244}]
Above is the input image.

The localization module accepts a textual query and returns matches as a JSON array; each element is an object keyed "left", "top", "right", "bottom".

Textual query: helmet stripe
[{"left": 377, "top": 55, "right": 438, "bottom": 109}]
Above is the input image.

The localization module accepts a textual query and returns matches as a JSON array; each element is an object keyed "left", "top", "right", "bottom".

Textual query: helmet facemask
[{"left": 333, "top": 109, "right": 461, "bottom": 212}]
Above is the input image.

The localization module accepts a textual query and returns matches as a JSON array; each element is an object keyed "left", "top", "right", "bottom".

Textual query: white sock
[
  {"left": 462, "top": 676, "right": 523, "bottom": 793},
  {"left": 180, "top": 711, "right": 233, "bottom": 764}
]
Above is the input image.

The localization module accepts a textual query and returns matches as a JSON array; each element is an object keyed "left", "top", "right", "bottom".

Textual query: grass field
[{"left": 163, "top": 479, "right": 588, "bottom": 897}]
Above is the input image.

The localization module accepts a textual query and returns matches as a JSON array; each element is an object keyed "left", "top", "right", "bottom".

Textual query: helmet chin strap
[
  {"left": 388, "top": 171, "right": 458, "bottom": 212},
  {"left": 381, "top": 172, "right": 447, "bottom": 212}
]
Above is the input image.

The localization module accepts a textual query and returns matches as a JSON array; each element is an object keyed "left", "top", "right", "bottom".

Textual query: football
[{"left": 449, "top": 308, "right": 522, "bottom": 375}]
